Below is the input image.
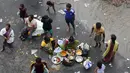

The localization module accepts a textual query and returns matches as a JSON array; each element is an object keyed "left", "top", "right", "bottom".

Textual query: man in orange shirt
[{"left": 90, "top": 22, "right": 105, "bottom": 48}]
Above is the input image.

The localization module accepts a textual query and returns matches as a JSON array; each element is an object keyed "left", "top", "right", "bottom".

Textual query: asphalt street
[{"left": 0, "top": 0, "right": 130, "bottom": 73}]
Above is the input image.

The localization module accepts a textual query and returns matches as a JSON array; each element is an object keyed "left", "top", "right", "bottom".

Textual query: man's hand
[{"left": 4, "top": 37, "right": 8, "bottom": 40}]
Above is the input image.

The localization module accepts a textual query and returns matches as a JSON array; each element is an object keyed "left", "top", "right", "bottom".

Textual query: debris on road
[
  {"left": 75, "top": 71, "right": 80, "bottom": 73},
  {"left": 34, "top": 15, "right": 37, "bottom": 18},
  {"left": 84, "top": 3, "right": 90, "bottom": 7},
  {"left": 58, "top": 10, "right": 65, "bottom": 14},
  {"left": 56, "top": 27, "right": 60, "bottom": 29},
  {"left": 76, "top": 24, "right": 79, "bottom": 27},
  {"left": 31, "top": 49, "right": 38, "bottom": 54},
  {"left": 34, "top": 53, "right": 38, "bottom": 58},
  {"left": 39, "top": 2, "right": 42, "bottom": 4},
  {"left": 127, "top": 58, "right": 130, "bottom": 61},
  {"left": 0, "top": 18, "right": 3, "bottom": 22},
  {"left": 124, "top": 72, "right": 129, "bottom": 73},
  {"left": 127, "top": 67, "right": 130, "bottom": 69},
  {"left": 109, "top": 63, "right": 113, "bottom": 67},
  {"left": 74, "top": 0, "right": 79, "bottom": 2},
  {"left": 104, "top": 13, "right": 107, "bottom": 15},
  {"left": 124, "top": 38, "right": 126, "bottom": 41}
]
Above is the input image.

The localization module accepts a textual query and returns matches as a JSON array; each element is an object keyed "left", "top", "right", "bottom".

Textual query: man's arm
[
  {"left": 30, "top": 64, "right": 34, "bottom": 73},
  {"left": 90, "top": 27, "right": 94, "bottom": 37},
  {"left": 102, "top": 32, "right": 105, "bottom": 43}
]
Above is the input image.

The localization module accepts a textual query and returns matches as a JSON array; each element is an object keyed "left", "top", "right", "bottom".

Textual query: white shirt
[
  {"left": 97, "top": 64, "right": 106, "bottom": 73},
  {"left": 25, "top": 18, "right": 37, "bottom": 28},
  {"left": 0, "top": 28, "right": 14, "bottom": 43}
]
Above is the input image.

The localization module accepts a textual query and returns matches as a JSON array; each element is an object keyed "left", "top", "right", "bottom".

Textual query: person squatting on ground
[
  {"left": 30, "top": 57, "right": 50, "bottom": 73},
  {"left": 46, "top": 1, "right": 56, "bottom": 13},
  {"left": 41, "top": 15, "right": 53, "bottom": 36},
  {"left": 0, "top": 24, "right": 15, "bottom": 52},
  {"left": 90, "top": 22, "right": 105, "bottom": 48},
  {"left": 24, "top": 15, "right": 37, "bottom": 39},
  {"left": 40, "top": 35, "right": 56, "bottom": 58},
  {"left": 94, "top": 61, "right": 106, "bottom": 73},
  {"left": 103, "top": 34, "right": 119, "bottom": 63},
  {"left": 19, "top": 4, "right": 28, "bottom": 22},
  {"left": 64, "top": 3, "right": 75, "bottom": 34}
]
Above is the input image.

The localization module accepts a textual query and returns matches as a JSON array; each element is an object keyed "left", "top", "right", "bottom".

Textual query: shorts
[{"left": 65, "top": 18, "right": 74, "bottom": 26}]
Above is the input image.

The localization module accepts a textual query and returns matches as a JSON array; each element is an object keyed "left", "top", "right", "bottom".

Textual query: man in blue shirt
[{"left": 64, "top": 3, "right": 75, "bottom": 34}]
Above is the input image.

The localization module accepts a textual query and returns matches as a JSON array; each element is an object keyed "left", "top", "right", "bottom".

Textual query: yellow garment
[
  {"left": 41, "top": 38, "right": 54, "bottom": 47},
  {"left": 103, "top": 40, "right": 119, "bottom": 57},
  {"left": 93, "top": 24, "right": 105, "bottom": 35}
]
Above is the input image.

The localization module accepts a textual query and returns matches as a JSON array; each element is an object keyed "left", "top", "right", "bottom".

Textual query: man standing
[
  {"left": 41, "top": 15, "right": 53, "bottom": 36},
  {"left": 25, "top": 15, "right": 37, "bottom": 39},
  {"left": 64, "top": 3, "right": 75, "bottom": 34},
  {"left": 90, "top": 22, "right": 105, "bottom": 48},
  {"left": 0, "top": 24, "right": 14, "bottom": 52}
]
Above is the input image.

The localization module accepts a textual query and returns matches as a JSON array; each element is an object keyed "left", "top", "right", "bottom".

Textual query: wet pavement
[{"left": 0, "top": 0, "right": 130, "bottom": 73}]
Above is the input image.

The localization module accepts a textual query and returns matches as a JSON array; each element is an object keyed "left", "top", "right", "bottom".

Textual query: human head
[
  {"left": 29, "top": 15, "right": 34, "bottom": 22},
  {"left": 97, "top": 61, "right": 102, "bottom": 69},
  {"left": 96, "top": 22, "right": 102, "bottom": 29},
  {"left": 66, "top": 3, "right": 71, "bottom": 11},
  {"left": 69, "top": 36, "right": 75, "bottom": 43},
  {"left": 46, "top": 1, "right": 52, "bottom": 6},
  {"left": 20, "top": 4, "right": 24, "bottom": 8},
  {"left": 111, "top": 34, "right": 116, "bottom": 43},
  {"left": 36, "top": 57, "right": 42, "bottom": 63},
  {"left": 6, "top": 24, "right": 11, "bottom": 30},
  {"left": 42, "top": 15, "right": 49, "bottom": 20},
  {"left": 44, "top": 36, "right": 50, "bottom": 44}
]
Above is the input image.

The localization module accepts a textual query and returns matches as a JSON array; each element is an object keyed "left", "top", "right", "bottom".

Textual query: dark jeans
[
  {"left": 28, "top": 28, "right": 36, "bottom": 39},
  {"left": 3, "top": 40, "right": 13, "bottom": 51},
  {"left": 65, "top": 18, "right": 75, "bottom": 32}
]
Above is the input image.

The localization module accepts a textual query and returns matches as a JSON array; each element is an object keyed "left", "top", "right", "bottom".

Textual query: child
[
  {"left": 46, "top": 1, "right": 56, "bottom": 12},
  {"left": 19, "top": 4, "right": 28, "bottom": 21},
  {"left": 94, "top": 61, "right": 106, "bottom": 73},
  {"left": 64, "top": 3, "right": 75, "bottom": 34},
  {"left": 41, "top": 15, "right": 53, "bottom": 36}
]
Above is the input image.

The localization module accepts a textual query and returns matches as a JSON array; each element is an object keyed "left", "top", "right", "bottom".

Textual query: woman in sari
[{"left": 103, "top": 34, "right": 119, "bottom": 63}]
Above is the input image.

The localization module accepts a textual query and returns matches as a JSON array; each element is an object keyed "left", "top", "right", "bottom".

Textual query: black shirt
[{"left": 41, "top": 18, "right": 53, "bottom": 31}]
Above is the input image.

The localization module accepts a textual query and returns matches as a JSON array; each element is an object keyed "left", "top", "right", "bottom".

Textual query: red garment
[{"left": 103, "top": 43, "right": 114, "bottom": 62}]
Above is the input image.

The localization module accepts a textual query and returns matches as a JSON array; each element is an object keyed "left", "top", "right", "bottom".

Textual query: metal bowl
[{"left": 75, "top": 56, "right": 83, "bottom": 63}]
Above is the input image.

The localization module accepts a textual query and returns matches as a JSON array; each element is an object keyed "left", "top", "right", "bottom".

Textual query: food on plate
[
  {"left": 60, "top": 51, "right": 67, "bottom": 56},
  {"left": 76, "top": 49, "right": 82, "bottom": 55},
  {"left": 56, "top": 57, "right": 61, "bottom": 62},
  {"left": 68, "top": 55, "right": 74, "bottom": 60}
]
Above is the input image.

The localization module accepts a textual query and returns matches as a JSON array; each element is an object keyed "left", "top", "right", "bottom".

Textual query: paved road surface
[{"left": 0, "top": 0, "right": 130, "bottom": 73}]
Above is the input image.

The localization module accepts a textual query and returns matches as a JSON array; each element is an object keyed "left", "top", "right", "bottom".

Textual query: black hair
[
  {"left": 66, "top": 3, "right": 71, "bottom": 8},
  {"left": 96, "top": 22, "right": 102, "bottom": 29},
  {"left": 20, "top": 4, "right": 24, "bottom": 8},
  {"left": 97, "top": 61, "right": 102, "bottom": 69},
  {"left": 42, "top": 15, "right": 49, "bottom": 20},
  {"left": 44, "top": 36, "right": 50, "bottom": 44},
  {"left": 111, "top": 34, "right": 116, "bottom": 43},
  {"left": 46, "top": 1, "right": 52, "bottom": 6},
  {"left": 36, "top": 57, "right": 42, "bottom": 63},
  {"left": 29, "top": 15, "right": 34, "bottom": 19},
  {"left": 6, "top": 24, "right": 11, "bottom": 28},
  {"left": 69, "top": 36, "right": 75, "bottom": 43}
]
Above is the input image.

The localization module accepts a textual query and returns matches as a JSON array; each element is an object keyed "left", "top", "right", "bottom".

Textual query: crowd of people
[{"left": 0, "top": 1, "right": 119, "bottom": 73}]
